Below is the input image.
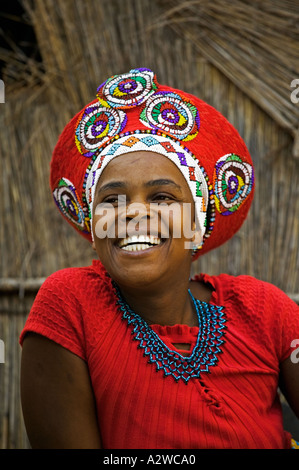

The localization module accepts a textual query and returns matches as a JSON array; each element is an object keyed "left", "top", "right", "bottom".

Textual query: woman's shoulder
[
  {"left": 39, "top": 259, "right": 112, "bottom": 297},
  {"left": 223, "top": 273, "right": 296, "bottom": 307},
  {"left": 23, "top": 259, "right": 115, "bottom": 332},
  {"left": 20, "top": 260, "right": 116, "bottom": 357},
  {"left": 197, "top": 272, "right": 298, "bottom": 313},
  {"left": 200, "top": 271, "right": 286, "bottom": 294},
  {"left": 197, "top": 272, "right": 299, "bottom": 358},
  {"left": 41, "top": 259, "right": 107, "bottom": 280}
]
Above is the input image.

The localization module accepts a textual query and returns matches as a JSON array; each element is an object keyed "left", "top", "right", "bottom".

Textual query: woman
[{"left": 20, "top": 68, "right": 299, "bottom": 449}]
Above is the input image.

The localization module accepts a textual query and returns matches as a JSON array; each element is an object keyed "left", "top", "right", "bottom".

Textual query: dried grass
[{"left": 150, "top": 0, "right": 299, "bottom": 150}]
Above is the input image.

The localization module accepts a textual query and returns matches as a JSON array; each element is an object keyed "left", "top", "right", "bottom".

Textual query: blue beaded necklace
[{"left": 113, "top": 283, "right": 226, "bottom": 383}]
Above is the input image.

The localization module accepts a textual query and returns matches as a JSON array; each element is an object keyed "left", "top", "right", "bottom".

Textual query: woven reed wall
[{"left": 0, "top": 0, "right": 298, "bottom": 448}]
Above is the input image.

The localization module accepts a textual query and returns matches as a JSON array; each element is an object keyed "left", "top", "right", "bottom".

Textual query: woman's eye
[
  {"left": 102, "top": 196, "right": 119, "bottom": 204},
  {"left": 152, "top": 194, "right": 174, "bottom": 202}
]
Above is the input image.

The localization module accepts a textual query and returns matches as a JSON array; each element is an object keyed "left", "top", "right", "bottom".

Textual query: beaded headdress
[{"left": 50, "top": 68, "right": 254, "bottom": 259}]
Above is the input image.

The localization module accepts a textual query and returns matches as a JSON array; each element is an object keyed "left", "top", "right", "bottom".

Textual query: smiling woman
[
  {"left": 19, "top": 68, "right": 299, "bottom": 449},
  {"left": 93, "top": 171, "right": 193, "bottom": 248},
  {"left": 91, "top": 151, "right": 199, "bottom": 295}
]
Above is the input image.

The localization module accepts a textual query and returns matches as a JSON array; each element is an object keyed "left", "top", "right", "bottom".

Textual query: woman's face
[{"left": 92, "top": 151, "right": 199, "bottom": 289}]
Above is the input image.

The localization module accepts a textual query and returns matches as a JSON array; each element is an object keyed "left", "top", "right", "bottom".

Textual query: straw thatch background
[{"left": 0, "top": 0, "right": 299, "bottom": 448}]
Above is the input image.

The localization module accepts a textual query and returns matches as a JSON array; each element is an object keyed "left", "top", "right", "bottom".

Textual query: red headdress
[{"left": 50, "top": 68, "right": 254, "bottom": 259}]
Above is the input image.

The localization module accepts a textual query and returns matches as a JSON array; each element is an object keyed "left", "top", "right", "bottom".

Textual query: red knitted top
[{"left": 20, "top": 260, "right": 299, "bottom": 449}]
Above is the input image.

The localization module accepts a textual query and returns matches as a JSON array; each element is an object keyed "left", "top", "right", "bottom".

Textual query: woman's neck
[{"left": 115, "top": 276, "right": 198, "bottom": 327}]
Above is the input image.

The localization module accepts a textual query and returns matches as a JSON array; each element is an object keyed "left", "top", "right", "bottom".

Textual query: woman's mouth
[{"left": 118, "top": 235, "right": 162, "bottom": 252}]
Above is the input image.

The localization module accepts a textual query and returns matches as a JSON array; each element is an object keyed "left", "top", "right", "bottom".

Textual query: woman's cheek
[
  {"left": 158, "top": 203, "right": 194, "bottom": 242},
  {"left": 93, "top": 204, "right": 118, "bottom": 240}
]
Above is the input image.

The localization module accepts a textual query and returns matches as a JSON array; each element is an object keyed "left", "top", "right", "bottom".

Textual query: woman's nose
[
  {"left": 126, "top": 202, "right": 150, "bottom": 220},
  {"left": 116, "top": 201, "right": 152, "bottom": 239}
]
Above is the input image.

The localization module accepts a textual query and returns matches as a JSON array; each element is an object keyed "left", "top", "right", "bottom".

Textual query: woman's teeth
[{"left": 119, "top": 235, "right": 161, "bottom": 251}]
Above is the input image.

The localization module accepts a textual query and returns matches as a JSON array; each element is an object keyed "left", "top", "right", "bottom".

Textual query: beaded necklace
[{"left": 113, "top": 283, "right": 226, "bottom": 383}]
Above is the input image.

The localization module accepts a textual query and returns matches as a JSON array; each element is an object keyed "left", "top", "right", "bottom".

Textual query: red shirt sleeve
[
  {"left": 19, "top": 268, "right": 86, "bottom": 361},
  {"left": 206, "top": 273, "right": 299, "bottom": 366},
  {"left": 239, "top": 276, "right": 299, "bottom": 364}
]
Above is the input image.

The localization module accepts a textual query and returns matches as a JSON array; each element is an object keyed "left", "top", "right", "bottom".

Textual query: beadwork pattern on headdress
[
  {"left": 97, "top": 68, "right": 158, "bottom": 109},
  {"left": 75, "top": 103, "right": 127, "bottom": 157},
  {"left": 53, "top": 177, "right": 90, "bottom": 233},
  {"left": 140, "top": 91, "right": 200, "bottom": 141},
  {"left": 213, "top": 153, "right": 254, "bottom": 215},
  {"left": 51, "top": 67, "right": 255, "bottom": 256}
]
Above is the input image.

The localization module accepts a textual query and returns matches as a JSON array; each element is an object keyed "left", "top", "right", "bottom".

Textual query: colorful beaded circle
[
  {"left": 114, "top": 282, "right": 226, "bottom": 383},
  {"left": 97, "top": 68, "right": 158, "bottom": 109},
  {"left": 140, "top": 91, "right": 200, "bottom": 141},
  {"left": 53, "top": 178, "right": 90, "bottom": 233},
  {"left": 213, "top": 153, "right": 254, "bottom": 215},
  {"left": 75, "top": 103, "right": 127, "bottom": 157}
]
